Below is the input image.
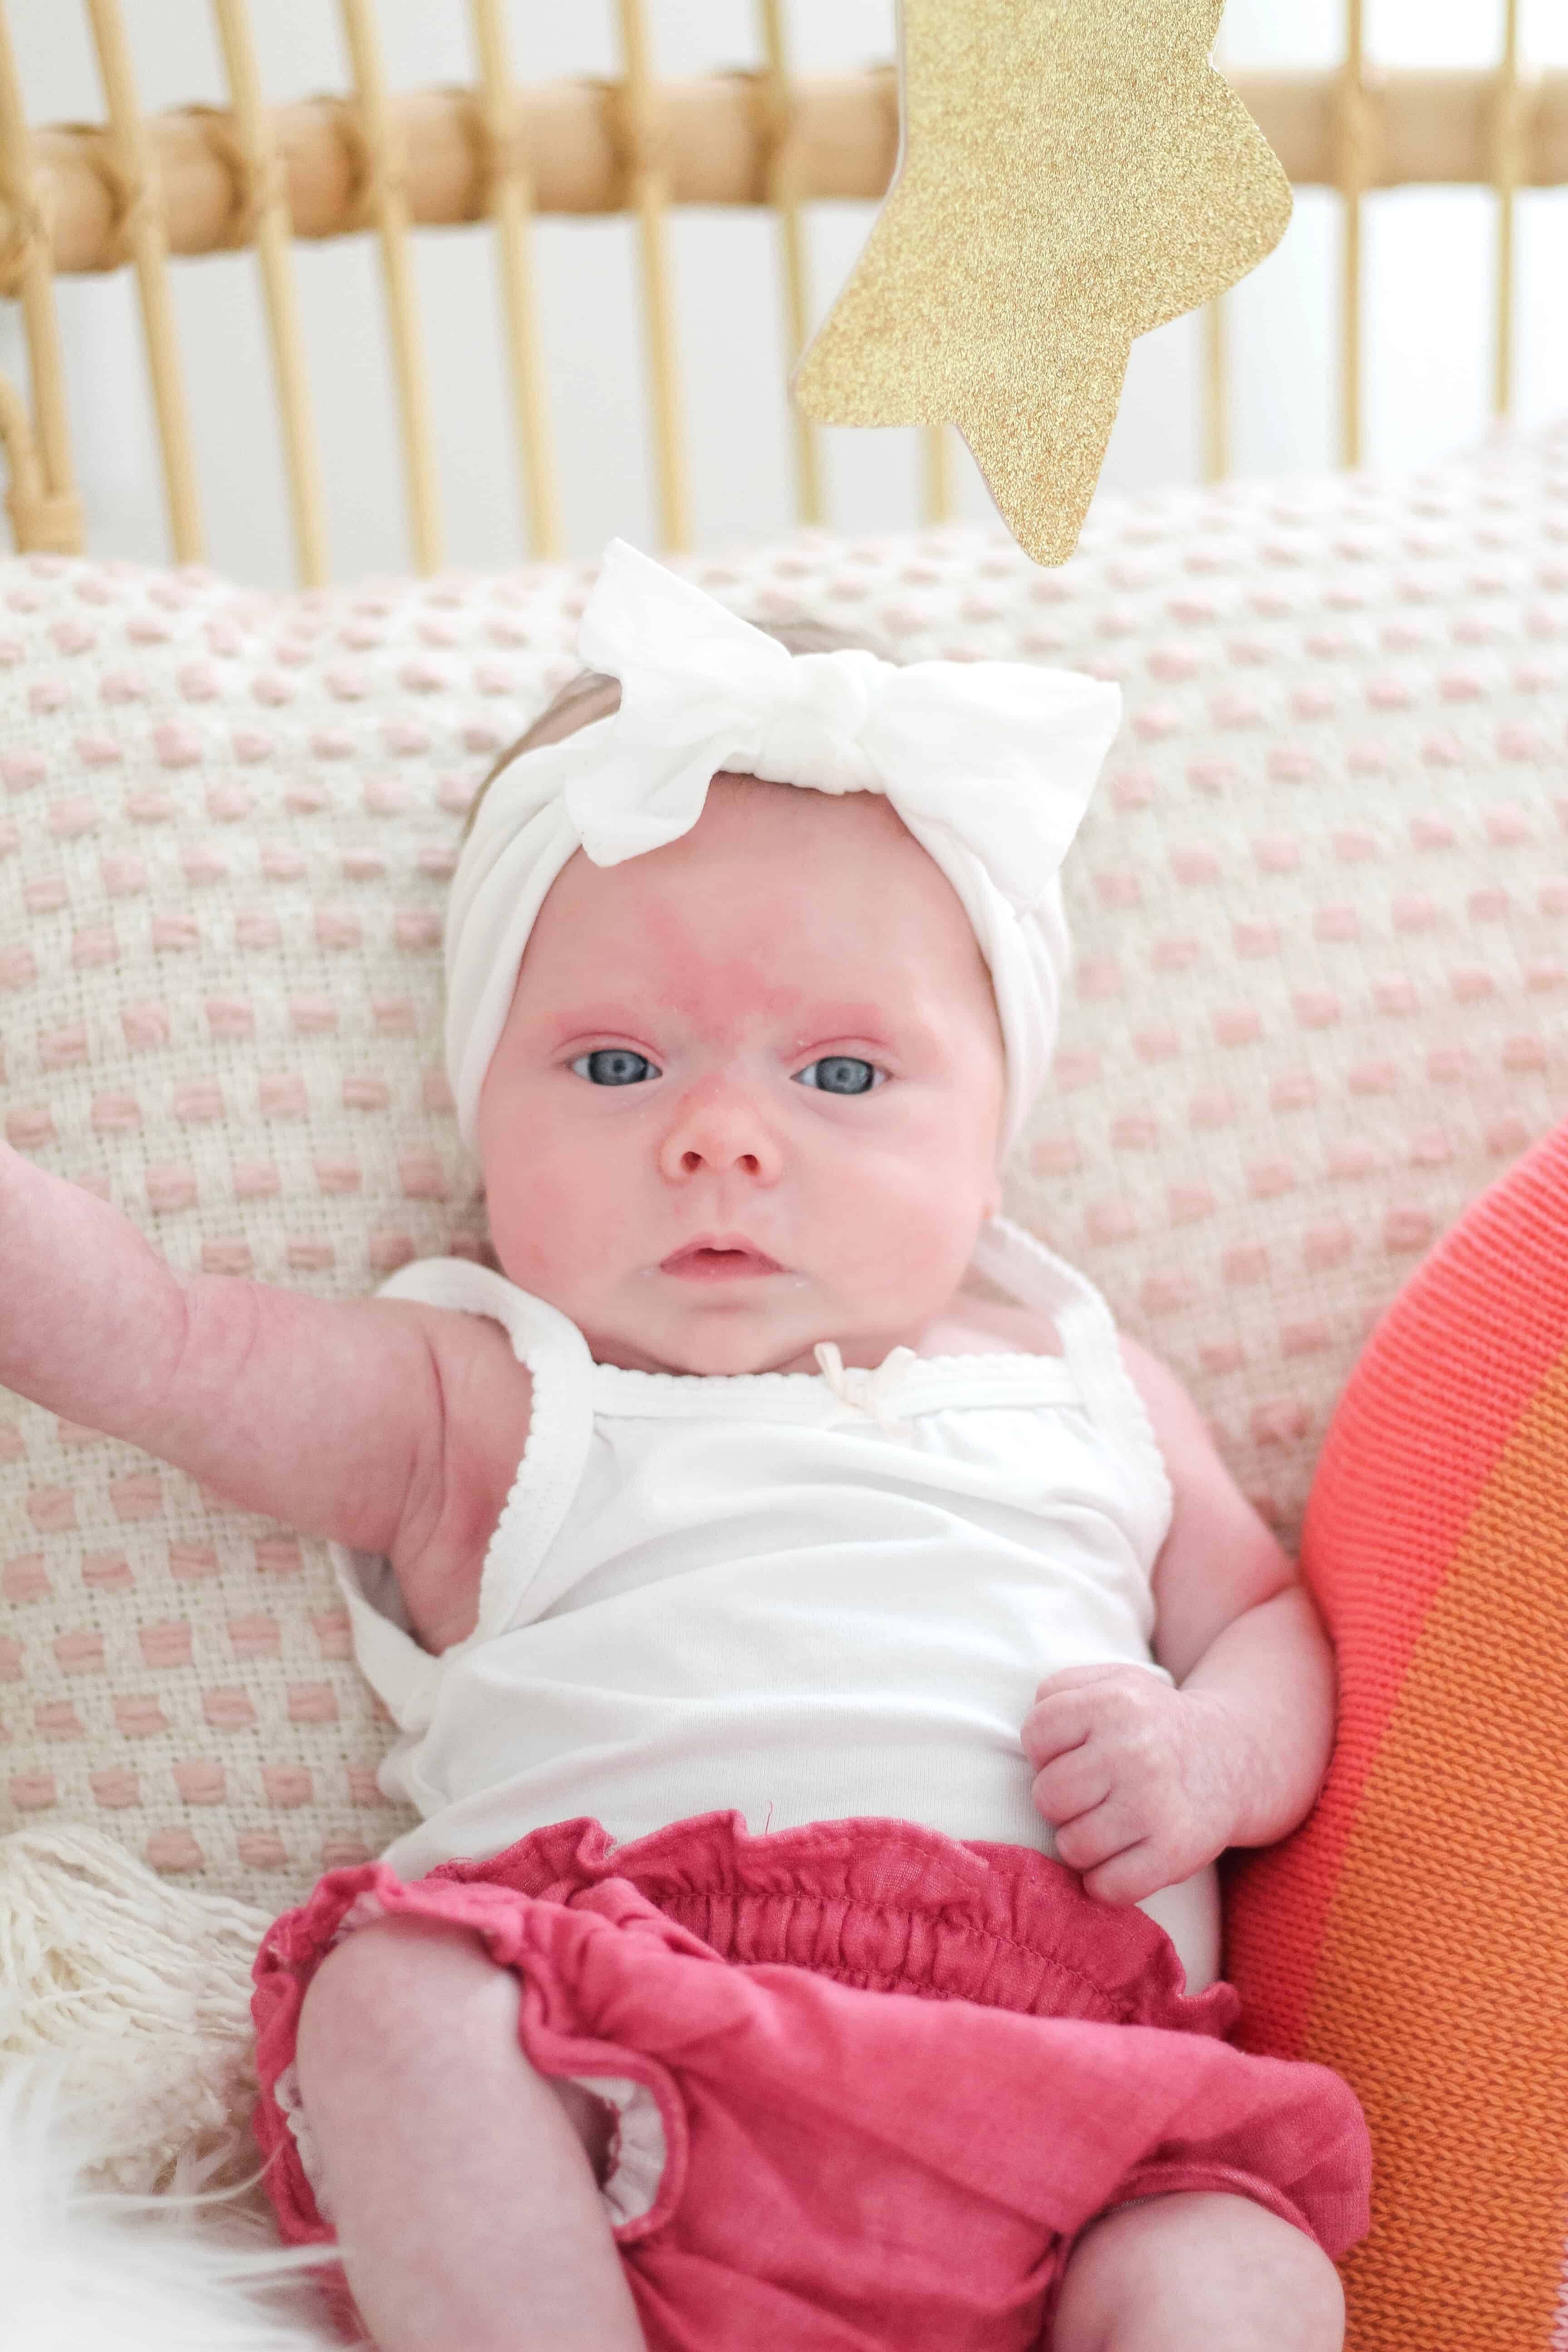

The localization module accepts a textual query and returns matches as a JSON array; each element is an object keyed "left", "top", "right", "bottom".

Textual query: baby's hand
[{"left": 1021, "top": 1663, "right": 1246, "bottom": 1906}]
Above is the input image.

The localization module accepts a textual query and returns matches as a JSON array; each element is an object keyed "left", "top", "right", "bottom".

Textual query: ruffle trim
[
  {"left": 430, "top": 1810, "right": 1240, "bottom": 2038},
  {"left": 574, "top": 2074, "right": 668, "bottom": 2228}
]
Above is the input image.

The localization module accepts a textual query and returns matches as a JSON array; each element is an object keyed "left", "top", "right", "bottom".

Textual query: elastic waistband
[{"left": 424, "top": 1810, "right": 1240, "bottom": 2039}]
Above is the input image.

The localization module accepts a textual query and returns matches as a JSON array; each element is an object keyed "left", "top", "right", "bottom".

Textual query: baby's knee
[
  {"left": 291, "top": 1913, "right": 612, "bottom": 2181},
  {"left": 296, "top": 1911, "right": 517, "bottom": 2092},
  {"left": 1054, "top": 2190, "right": 1345, "bottom": 2352}
]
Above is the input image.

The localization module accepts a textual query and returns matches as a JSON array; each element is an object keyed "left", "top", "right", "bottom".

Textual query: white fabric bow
[
  {"left": 568, "top": 541, "right": 1121, "bottom": 914},
  {"left": 813, "top": 1341, "right": 919, "bottom": 1431},
  {"left": 445, "top": 539, "right": 1123, "bottom": 1155}
]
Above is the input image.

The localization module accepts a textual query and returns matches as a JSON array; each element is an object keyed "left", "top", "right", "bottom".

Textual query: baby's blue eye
[
  {"left": 570, "top": 1049, "right": 661, "bottom": 1086},
  {"left": 795, "top": 1056, "right": 882, "bottom": 1096}
]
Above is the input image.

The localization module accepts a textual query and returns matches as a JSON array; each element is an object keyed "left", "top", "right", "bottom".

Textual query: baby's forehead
[
  {"left": 556, "top": 773, "right": 953, "bottom": 929},
  {"left": 693, "top": 772, "right": 973, "bottom": 897},
  {"left": 508, "top": 776, "right": 987, "bottom": 1019}
]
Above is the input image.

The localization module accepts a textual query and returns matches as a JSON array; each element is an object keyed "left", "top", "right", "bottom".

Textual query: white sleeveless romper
[{"left": 330, "top": 1214, "right": 1222, "bottom": 1994}]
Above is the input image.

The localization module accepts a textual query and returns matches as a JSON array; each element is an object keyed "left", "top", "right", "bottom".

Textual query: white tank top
[{"left": 331, "top": 1215, "right": 1221, "bottom": 1993}]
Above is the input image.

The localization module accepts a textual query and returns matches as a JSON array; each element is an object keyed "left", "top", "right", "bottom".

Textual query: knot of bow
[{"left": 813, "top": 1341, "right": 920, "bottom": 1431}]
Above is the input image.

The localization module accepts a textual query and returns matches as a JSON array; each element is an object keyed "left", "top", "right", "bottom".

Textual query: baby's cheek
[
  {"left": 483, "top": 1130, "right": 621, "bottom": 1289},
  {"left": 837, "top": 1155, "right": 982, "bottom": 1298}
]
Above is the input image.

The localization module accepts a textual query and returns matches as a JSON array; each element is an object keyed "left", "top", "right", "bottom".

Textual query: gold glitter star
[{"left": 793, "top": 0, "right": 1292, "bottom": 564}]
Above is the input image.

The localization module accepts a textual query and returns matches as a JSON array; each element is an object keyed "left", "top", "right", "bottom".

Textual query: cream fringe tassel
[
  {"left": 0, "top": 1823, "right": 272, "bottom": 2195},
  {"left": 0, "top": 1827, "right": 347, "bottom": 2347}
]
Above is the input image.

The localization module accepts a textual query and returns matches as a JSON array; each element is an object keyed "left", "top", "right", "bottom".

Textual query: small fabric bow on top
[
  {"left": 813, "top": 1341, "right": 920, "bottom": 1431},
  {"left": 445, "top": 538, "right": 1123, "bottom": 1154}
]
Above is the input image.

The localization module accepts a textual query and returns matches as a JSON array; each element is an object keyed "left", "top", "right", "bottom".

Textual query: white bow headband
[{"left": 446, "top": 539, "right": 1122, "bottom": 1155}]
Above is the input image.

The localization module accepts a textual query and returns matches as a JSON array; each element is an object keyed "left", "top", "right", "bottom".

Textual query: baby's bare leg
[
  {"left": 293, "top": 1914, "right": 646, "bottom": 2352},
  {"left": 1052, "top": 2190, "right": 1344, "bottom": 2352}
]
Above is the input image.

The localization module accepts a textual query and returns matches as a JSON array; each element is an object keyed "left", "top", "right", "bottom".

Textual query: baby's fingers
[
  {"left": 1029, "top": 1748, "right": 1110, "bottom": 1831},
  {"left": 1020, "top": 1687, "right": 1098, "bottom": 1769},
  {"left": 1049, "top": 1793, "right": 1142, "bottom": 1876},
  {"left": 1077, "top": 1839, "right": 1167, "bottom": 1908},
  {"left": 1023, "top": 1666, "right": 1170, "bottom": 1770}
]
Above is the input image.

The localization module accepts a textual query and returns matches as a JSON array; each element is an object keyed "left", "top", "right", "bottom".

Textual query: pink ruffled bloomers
[{"left": 252, "top": 1810, "right": 1370, "bottom": 2350}]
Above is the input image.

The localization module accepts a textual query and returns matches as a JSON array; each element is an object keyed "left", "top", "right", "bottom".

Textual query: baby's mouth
[{"left": 659, "top": 1240, "right": 784, "bottom": 1280}]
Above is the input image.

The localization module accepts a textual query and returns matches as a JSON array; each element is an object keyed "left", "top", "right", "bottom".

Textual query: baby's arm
[
  {"left": 1022, "top": 1335, "right": 1336, "bottom": 1904},
  {"left": 0, "top": 1140, "right": 510, "bottom": 1646}
]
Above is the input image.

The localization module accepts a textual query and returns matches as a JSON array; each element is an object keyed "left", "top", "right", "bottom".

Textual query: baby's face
[{"left": 475, "top": 771, "right": 1007, "bottom": 1376}]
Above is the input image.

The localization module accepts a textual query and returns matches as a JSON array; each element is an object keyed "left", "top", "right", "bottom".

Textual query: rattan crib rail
[{"left": 0, "top": 0, "right": 1562, "bottom": 583}]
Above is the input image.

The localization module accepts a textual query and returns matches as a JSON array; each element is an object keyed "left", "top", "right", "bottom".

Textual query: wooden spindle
[
  {"left": 922, "top": 422, "right": 954, "bottom": 526},
  {"left": 617, "top": 0, "right": 689, "bottom": 551},
  {"left": 85, "top": 0, "right": 204, "bottom": 559},
  {"left": 757, "top": 0, "right": 823, "bottom": 527},
  {"left": 212, "top": 0, "right": 330, "bottom": 585},
  {"left": 1491, "top": 0, "right": 1525, "bottom": 420},
  {"left": 0, "top": 5, "right": 79, "bottom": 551},
  {"left": 471, "top": 0, "right": 561, "bottom": 559},
  {"left": 1333, "top": 0, "right": 1372, "bottom": 470},
  {"left": 1202, "top": 296, "right": 1228, "bottom": 483},
  {"left": 340, "top": 0, "right": 443, "bottom": 574}
]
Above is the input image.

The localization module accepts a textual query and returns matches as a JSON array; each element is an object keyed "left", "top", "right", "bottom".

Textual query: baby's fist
[{"left": 1021, "top": 1664, "right": 1242, "bottom": 1906}]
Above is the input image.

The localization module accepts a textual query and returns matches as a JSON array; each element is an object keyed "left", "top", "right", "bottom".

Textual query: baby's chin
[
  {"left": 578, "top": 1309, "right": 823, "bottom": 1380},
  {"left": 573, "top": 1278, "right": 908, "bottom": 1378},
  {"left": 485, "top": 1250, "right": 941, "bottom": 1378}
]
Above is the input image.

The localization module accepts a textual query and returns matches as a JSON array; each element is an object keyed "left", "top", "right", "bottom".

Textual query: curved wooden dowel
[
  {"left": 0, "top": 366, "right": 82, "bottom": 552},
  {"left": 15, "top": 66, "right": 1566, "bottom": 294}
]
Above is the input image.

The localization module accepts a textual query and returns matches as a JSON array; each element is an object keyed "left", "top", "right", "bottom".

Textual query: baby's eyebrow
[
  {"left": 544, "top": 1004, "right": 657, "bottom": 1040},
  {"left": 535, "top": 998, "right": 946, "bottom": 1058},
  {"left": 784, "top": 1004, "right": 941, "bottom": 1055},
  {"left": 787, "top": 1005, "right": 894, "bottom": 1041}
]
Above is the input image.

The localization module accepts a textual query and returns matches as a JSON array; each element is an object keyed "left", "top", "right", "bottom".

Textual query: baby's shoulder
[
  {"left": 918, "top": 1284, "right": 1064, "bottom": 1359},
  {"left": 930, "top": 1284, "right": 1207, "bottom": 1467},
  {"left": 1112, "top": 1331, "right": 1217, "bottom": 1473}
]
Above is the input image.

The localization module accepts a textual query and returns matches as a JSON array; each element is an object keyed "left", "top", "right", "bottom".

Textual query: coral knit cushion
[{"left": 1225, "top": 1111, "right": 1568, "bottom": 2352}]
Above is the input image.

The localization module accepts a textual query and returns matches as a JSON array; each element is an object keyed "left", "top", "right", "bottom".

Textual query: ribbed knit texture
[{"left": 1226, "top": 1113, "right": 1568, "bottom": 2349}]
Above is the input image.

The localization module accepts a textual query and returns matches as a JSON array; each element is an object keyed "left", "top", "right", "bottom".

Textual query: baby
[{"left": 0, "top": 542, "right": 1369, "bottom": 2351}]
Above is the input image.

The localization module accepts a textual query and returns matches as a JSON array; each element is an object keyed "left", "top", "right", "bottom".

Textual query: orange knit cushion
[{"left": 1224, "top": 1116, "right": 1568, "bottom": 2350}]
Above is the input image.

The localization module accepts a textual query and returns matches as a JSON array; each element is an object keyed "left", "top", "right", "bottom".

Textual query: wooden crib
[{"left": 0, "top": 0, "right": 1562, "bottom": 579}]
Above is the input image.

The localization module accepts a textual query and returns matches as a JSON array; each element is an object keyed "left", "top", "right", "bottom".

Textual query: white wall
[{"left": 5, "top": 0, "right": 1567, "bottom": 588}]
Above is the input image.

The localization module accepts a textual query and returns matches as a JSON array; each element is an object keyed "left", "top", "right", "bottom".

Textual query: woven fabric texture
[
  {"left": 1224, "top": 1112, "right": 1568, "bottom": 2349},
  {"left": 0, "top": 416, "right": 1565, "bottom": 1898}
]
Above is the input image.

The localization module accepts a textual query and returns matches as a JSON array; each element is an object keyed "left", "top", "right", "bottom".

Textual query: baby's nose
[{"left": 659, "top": 1079, "right": 781, "bottom": 1181}]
